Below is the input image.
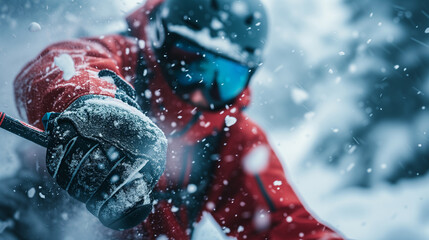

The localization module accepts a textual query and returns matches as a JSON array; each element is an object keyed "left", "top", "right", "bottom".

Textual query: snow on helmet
[
  {"left": 159, "top": 0, "right": 268, "bottom": 67},
  {"left": 150, "top": 0, "right": 268, "bottom": 109}
]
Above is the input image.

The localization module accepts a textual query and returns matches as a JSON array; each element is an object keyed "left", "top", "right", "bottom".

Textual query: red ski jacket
[{"left": 14, "top": 0, "right": 343, "bottom": 239}]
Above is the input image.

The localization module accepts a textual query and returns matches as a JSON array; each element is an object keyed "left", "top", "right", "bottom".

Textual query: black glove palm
[{"left": 46, "top": 94, "right": 167, "bottom": 230}]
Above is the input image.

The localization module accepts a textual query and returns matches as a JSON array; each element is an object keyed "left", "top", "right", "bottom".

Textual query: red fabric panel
[
  {"left": 202, "top": 114, "right": 344, "bottom": 240},
  {"left": 14, "top": 35, "right": 138, "bottom": 129}
]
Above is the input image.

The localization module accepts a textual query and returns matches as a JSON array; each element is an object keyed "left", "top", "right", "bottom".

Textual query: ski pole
[{"left": 0, "top": 112, "right": 48, "bottom": 147}]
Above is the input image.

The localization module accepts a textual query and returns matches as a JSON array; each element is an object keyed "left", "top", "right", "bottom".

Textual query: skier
[{"left": 12, "top": 0, "right": 343, "bottom": 239}]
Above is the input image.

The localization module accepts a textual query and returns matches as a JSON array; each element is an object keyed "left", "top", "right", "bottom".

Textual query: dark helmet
[
  {"left": 150, "top": 0, "right": 269, "bottom": 109},
  {"left": 159, "top": 0, "right": 268, "bottom": 67}
]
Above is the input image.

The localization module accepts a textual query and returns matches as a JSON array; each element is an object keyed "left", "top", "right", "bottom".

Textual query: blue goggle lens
[{"left": 168, "top": 41, "right": 250, "bottom": 103}]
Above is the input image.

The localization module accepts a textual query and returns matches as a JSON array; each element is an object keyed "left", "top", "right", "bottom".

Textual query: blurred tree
[{"left": 311, "top": 0, "right": 429, "bottom": 186}]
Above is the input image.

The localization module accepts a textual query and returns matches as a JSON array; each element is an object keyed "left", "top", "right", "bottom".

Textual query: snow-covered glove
[{"left": 44, "top": 79, "right": 167, "bottom": 230}]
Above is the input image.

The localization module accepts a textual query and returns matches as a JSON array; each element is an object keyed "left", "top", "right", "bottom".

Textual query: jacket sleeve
[
  {"left": 207, "top": 114, "right": 344, "bottom": 240},
  {"left": 14, "top": 35, "right": 139, "bottom": 129}
]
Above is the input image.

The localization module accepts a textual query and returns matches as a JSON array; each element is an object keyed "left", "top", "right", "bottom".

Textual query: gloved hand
[{"left": 44, "top": 74, "right": 167, "bottom": 230}]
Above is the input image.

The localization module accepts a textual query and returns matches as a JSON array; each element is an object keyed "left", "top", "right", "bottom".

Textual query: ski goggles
[{"left": 164, "top": 38, "right": 253, "bottom": 107}]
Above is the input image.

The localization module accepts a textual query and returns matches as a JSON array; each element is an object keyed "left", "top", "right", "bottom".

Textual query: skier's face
[{"left": 160, "top": 36, "right": 253, "bottom": 110}]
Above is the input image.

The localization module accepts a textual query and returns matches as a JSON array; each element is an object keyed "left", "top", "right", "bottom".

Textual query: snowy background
[{"left": 1, "top": 0, "right": 429, "bottom": 239}]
